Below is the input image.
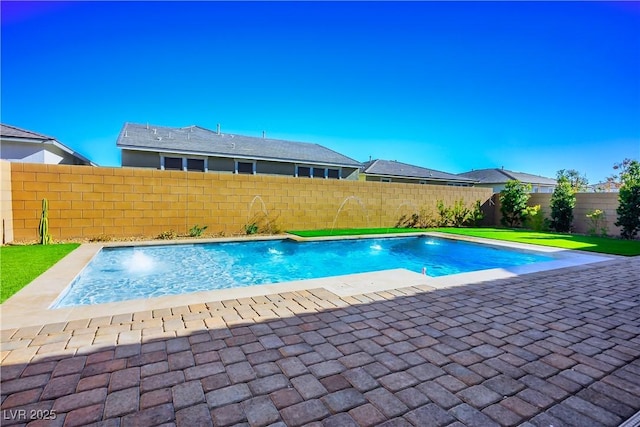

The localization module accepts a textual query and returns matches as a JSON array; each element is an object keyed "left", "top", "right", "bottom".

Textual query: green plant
[
  {"left": 38, "top": 198, "right": 52, "bottom": 245},
  {"left": 396, "top": 207, "right": 436, "bottom": 228},
  {"left": 157, "top": 229, "right": 177, "bottom": 240},
  {"left": 244, "top": 211, "right": 282, "bottom": 235},
  {"left": 436, "top": 200, "right": 454, "bottom": 227},
  {"left": 452, "top": 200, "right": 473, "bottom": 227},
  {"left": 523, "top": 205, "right": 549, "bottom": 232},
  {"left": 550, "top": 174, "right": 576, "bottom": 233},
  {"left": 244, "top": 222, "right": 259, "bottom": 235},
  {"left": 469, "top": 200, "right": 485, "bottom": 227},
  {"left": 586, "top": 209, "right": 608, "bottom": 237},
  {"left": 615, "top": 159, "right": 640, "bottom": 239},
  {"left": 189, "top": 224, "right": 208, "bottom": 237},
  {"left": 500, "top": 180, "right": 531, "bottom": 227}
]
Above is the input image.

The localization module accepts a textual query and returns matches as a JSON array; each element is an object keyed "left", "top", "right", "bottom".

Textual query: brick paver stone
[
  {"left": 291, "top": 374, "right": 328, "bottom": 399},
  {"left": 242, "top": 396, "right": 281, "bottom": 426},
  {"left": 211, "top": 402, "right": 246, "bottom": 426},
  {"left": 103, "top": 387, "right": 139, "bottom": 418},
  {"left": 321, "top": 388, "right": 367, "bottom": 412},
  {"left": 404, "top": 403, "right": 456, "bottom": 427},
  {"left": 176, "top": 403, "right": 213, "bottom": 427},
  {"left": 1, "top": 257, "right": 639, "bottom": 427},
  {"left": 172, "top": 380, "right": 205, "bottom": 410},
  {"left": 205, "top": 384, "right": 251, "bottom": 408},
  {"left": 364, "top": 387, "right": 409, "bottom": 418},
  {"left": 280, "top": 399, "right": 330, "bottom": 427}
]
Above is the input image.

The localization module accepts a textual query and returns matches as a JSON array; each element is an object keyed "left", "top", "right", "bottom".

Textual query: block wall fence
[
  {"left": 491, "top": 192, "right": 622, "bottom": 236},
  {"left": 1, "top": 161, "right": 625, "bottom": 243},
  {"left": 3, "top": 162, "right": 493, "bottom": 242}
]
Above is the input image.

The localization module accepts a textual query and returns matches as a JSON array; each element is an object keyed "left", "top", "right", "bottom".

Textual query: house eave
[{"left": 118, "top": 145, "right": 360, "bottom": 168}]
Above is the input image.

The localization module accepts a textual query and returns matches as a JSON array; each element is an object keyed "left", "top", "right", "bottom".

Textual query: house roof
[
  {"left": 1, "top": 124, "right": 54, "bottom": 141},
  {"left": 0, "top": 123, "right": 96, "bottom": 166},
  {"left": 117, "top": 123, "right": 362, "bottom": 168},
  {"left": 361, "top": 159, "right": 477, "bottom": 183},
  {"left": 457, "top": 168, "right": 557, "bottom": 186}
]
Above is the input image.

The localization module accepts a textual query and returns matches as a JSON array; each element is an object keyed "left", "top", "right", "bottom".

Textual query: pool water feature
[{"left": 53, "top": 236, "right": 554, "bottom": 308}]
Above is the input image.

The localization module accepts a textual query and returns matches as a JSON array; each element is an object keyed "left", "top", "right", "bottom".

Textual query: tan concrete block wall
[
  {"left": 1, "top": 161, "right": 14, "bottom": 243},
  {"left": 492, "top": 192, "right": 622, "bottom": 236},
  {"left": 10, "top": 163, "right": 494, "bottom": 242},
  {"left": 528, "top": 193, "right": 621, "bottom": 236}
]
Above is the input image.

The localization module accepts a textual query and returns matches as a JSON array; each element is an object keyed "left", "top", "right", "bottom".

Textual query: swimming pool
[{"left": 53, "top": 236, "right": 554, "bottom": 308}]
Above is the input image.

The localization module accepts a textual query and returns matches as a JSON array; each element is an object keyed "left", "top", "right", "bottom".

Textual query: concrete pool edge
[{"left": 0, "top": 233, "right": 616, "bottom": 330}]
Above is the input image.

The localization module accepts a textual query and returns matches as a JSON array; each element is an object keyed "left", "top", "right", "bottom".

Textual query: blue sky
[{"left": 2, "top": 1, "right": 639, "bottom": 183}]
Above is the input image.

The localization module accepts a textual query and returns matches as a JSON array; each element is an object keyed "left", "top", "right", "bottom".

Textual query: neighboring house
[
  {"left": 360, "top": 159, "right": 477, "bottom": 186},
  {"left": 458, "top": 168, "right": 557, "bottom": 193},
  {"left": 0, "top": 124, "right": 96, "bottom": 166},
  {"left": 589, "top": 181, "right": 621, "bottom": 193},
  {"left": 117, "top": 123, "right": 361, "bottom": 179}
]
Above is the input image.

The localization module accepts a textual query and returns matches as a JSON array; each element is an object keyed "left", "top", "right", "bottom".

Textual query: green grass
[
  {"left": 287, "top": 228, "right": 431, "bottom": 238},
  {"left": 0, "top": 243, "right": 80, "bottom": 303},
  {"left": 432, "top": 228, "right": 640, "bottom": 256},
  {"left": 287, "top": 227, "right": 640, "bottom": 256}
]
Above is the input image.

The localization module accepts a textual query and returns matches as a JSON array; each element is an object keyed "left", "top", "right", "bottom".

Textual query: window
[
  {"left": 187, "top": 158, "right": 205, "bottom": 172},
  {"left": 312, "top": 168, "right": 323, "bottom": 178},
  {"left": 298, "top": 167, "right": 311, "bottom": 178},
  {"left": 381, "top": 177, "right": 392, "bottom": 183},
  {"left": 236, "top": 161, "right": 254, "bottom": 174},
  {"left": 164, "top": 157, "right": 182, "bottom": 170},
  {"left": 327, "top": 168, "right": 340, "bottom": 179}
]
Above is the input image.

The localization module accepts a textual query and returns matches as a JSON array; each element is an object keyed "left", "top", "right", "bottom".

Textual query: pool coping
[{"left": 0, "top": 232, "right": 614, "bottom": 330}]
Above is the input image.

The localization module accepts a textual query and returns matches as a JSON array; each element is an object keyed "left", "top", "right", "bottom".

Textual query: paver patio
[{"left": 1, "top": 256, "right": 639, "bottom": 426}]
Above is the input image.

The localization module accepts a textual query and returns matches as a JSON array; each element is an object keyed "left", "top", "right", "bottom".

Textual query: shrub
[
  {"left": 469, "top": 200, "right": 485, "bottom": 226},
  {"left": 436, "top": 200, "right": 454, "bottom": 227},
  {"left": 500, "top": 181, "right": 531, "bottom": 227},
  {"left": 244, "top": 223, "right": 259, "bottom": 235},
  {"left": 550, "top": 176, "right": 575, "bottom": 232},
  {"left": 586, "top": 209, "right": 608, "bottom": 237},
  {"left": 523, "top": 205, "right": 549, "bottom": 231},
  {"left": 244, "top": 212, "right": 282, "bottom": 235},
  {"left": 157, "top": 230, "right": 177, "bottom": 240},
  {"left": 615, "top": 160, "right": 640, "bottom": 239},
  {"left": 189, "top": 224, "right": 208, "bottom": 237},
  {"left": 436, "top": 199, "right": 483, "bottom": 228},
  {"left": 396, "top": 208, "right": 436, "bottom": 228}
]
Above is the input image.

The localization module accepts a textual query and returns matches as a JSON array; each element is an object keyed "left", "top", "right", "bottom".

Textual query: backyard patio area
[{"left": 1, "top": 254, "right": 639, "bottom": 426}]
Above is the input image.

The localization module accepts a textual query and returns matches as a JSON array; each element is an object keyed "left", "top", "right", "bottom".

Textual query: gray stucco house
[
  {"left": 0, "top": 124, "right": 95, "bottom": 166},
  {"left": 361, "top": 159, "right": 476, "bottom": 186},
  {"left": 117, "top": 123, "right": 361, "bottom": 179},
  {"left": 458, "top": 168, "right": 557, "bottom": 193}
]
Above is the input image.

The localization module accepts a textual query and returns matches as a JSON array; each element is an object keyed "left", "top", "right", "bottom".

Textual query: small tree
[
  {"left": 615, "top": 159, "right": 640, "bottom": 239},
  {"left": 500, "top": 180, "right": 531, "bottom": 227},
  {"left": 550, "top": 173, "right": 576, "bottom": 232},
  {"left": 557, "top": 169, "right": 589, "bottom": 192}
]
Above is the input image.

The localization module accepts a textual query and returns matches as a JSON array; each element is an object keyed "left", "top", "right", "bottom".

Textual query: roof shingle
[
  {"left": 117, "top": 123, "right": 361, "bottom": 167},
  {"left": 361, "top": 159, "right": 476, "bottom": 183},
  {"left": 458, "top": 168, "right": 556, "bottom": 186}
]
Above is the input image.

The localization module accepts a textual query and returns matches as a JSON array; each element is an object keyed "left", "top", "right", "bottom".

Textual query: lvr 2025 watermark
[{"left": 2, "top": 409, "right": 57, "bottom": 421}]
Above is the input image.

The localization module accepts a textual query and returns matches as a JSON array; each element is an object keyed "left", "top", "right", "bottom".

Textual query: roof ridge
[{"left": 497, "top": 168, "right": 518, "bottom": 180}]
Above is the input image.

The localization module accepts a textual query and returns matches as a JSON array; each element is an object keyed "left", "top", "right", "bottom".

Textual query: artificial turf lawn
[
  {"left": 287, "top": 227, "right": 640, "bottom": 256},
  {"left": 287, "top": 228, "right": 431, "bottom": 237},
  {"left": 0, "top": 243, "right": 79, "bottom": 303},
  {"left": 434, "top": 228, "right": 640, "bottom": 256}
]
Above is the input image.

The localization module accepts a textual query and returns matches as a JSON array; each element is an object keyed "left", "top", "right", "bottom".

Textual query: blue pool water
[{"left": 53, "top": 236, "right": 554, "bottom": 307}]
